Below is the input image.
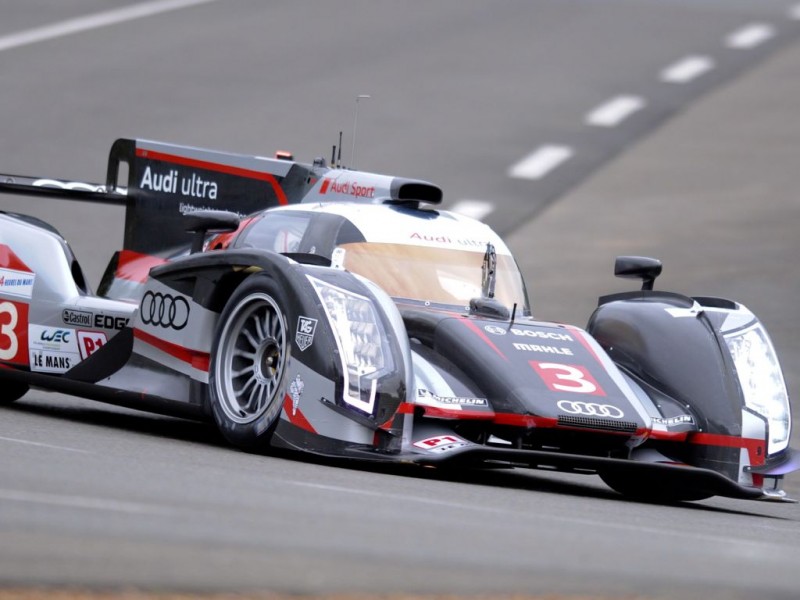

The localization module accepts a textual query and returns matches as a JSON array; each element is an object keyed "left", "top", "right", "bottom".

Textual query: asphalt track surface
[{"left": 1, "top": 1, "right": 800, "bottom": 598}]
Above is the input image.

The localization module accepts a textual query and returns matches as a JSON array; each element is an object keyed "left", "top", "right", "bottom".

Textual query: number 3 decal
[
  {"left": 530, "top": 361, "right": 606, "bottom": 396},
  {"left": 0, "top": 301, "right": 28, "bottom": 364}
]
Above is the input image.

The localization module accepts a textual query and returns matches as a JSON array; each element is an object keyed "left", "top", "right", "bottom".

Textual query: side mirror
[
  {"left": 614, "top": 256, "right": 662, "bottom": 291},
  {"left": 185, "top": 210, "right": 240, "bottom": 254}
]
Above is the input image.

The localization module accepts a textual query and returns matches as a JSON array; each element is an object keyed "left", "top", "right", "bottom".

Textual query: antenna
[
  {"left": 337, "top": 131, "right": 342, "bottom": 168},
  {"left": 351, "top": 94, "right": 370, "bottom": 169},
  {"left": 481, "top": 242, "right": 497, "bottom": 299}
]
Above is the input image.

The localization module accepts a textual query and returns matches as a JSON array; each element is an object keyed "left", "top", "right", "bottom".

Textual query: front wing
[{"left": 339, "top": 442, "right": 783, "bottom": 501}]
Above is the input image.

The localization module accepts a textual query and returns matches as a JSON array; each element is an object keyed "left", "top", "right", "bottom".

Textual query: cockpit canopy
[{"left": 233, "top": 204, "right": 530, "bottom": 312}]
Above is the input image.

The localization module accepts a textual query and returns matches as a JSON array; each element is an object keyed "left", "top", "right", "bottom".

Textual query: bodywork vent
[{"left": 557, "top": 415, "right": 638, "bottom": 434}]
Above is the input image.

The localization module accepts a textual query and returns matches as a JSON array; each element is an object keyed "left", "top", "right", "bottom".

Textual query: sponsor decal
[
  {"left": 295, "top": 316, "right": 317, "bottom": 351},
  {"left": 512, "top": 342, "right": 573, "bottom": 356},
  {"left": 0, "top": 300, "right": 28, "bottom": 365},
  {"left": 0, "top": 268, "right": 35, "bottom": 299},
  {"left": 30, "top": 350, "right": 73, "bottom": 372},
  {"left": 28, "top": 325, "right": 80, "bottom": 373},
  {"left": 140, "top": 165, "right": 219, "bottom": 200},
  {"left": 289, "top": 374, "right": 305, "bottom": 416},
  {"left": 484, "top": 325, "right": 507, "bottom": 335},
  {"left": 319, "top": 178, "right": 375, "bottom": 199},
  {"left": 530, "top": 361, "right": 606, "bottom": 396},
  {"left": 331, "top": 247, "right": 346, "bottom": 270},
  {"left": 510, "top": 328, "right": 573, "bottom": 342},
  {"left": 78, "top": 331, "right": 108, "bottom": 360},
  {"left": 178, "top": 202, "right": 245, "bottom": 217},
  {"left": 62, "top": 309, "right": 93, "bottom": 327},
  {"left": 94, "top": 314, "right": 129, "bottom": 330},
  {"left": 652, "top": 414, "right": 694, "bottom": 427},
  {"left": 39, "top": 328, "right": 72, "bottom": 344},
  {"left": 140, "top": 291, "right": 190, "bottom": 330},
  {"left": 484, "top": 325, "right": 573, "bottom": 342},
  {"left": 557, "top": 400, "right": 624, "bottom": 419},
  {"left": 417, "top": 389, "right": 488, "bottom": 407},
  {"left": 413, "top": 435, "right": 469, "bottom": 453},
  {"left": 409, "top": 232, "right": 485, "bottom": 248}
]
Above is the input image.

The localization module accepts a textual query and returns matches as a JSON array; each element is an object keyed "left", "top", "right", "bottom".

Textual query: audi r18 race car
[{"left": 0, "top": 138, "right": 797, "bottom": 503}]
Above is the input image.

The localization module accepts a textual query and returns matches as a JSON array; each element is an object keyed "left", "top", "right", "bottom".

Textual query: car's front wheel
[{"left": 209, "top": 275, "right": 290, "bottom": 451}]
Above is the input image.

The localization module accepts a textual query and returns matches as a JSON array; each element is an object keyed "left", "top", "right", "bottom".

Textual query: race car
[{"left": 0, "top": 137, "right": 797, "bottom": 503}]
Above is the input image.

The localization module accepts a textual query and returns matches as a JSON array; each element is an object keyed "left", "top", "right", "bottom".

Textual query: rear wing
[
  {"left": 0, "top": 138, "right": 313, "bottom": 254},
  {"left": 0, "top": 137, "right": 443, "bottom": 254}
]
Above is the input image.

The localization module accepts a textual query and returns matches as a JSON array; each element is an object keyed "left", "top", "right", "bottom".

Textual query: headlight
[
  {"left": 725, "top": 323, "right": 791, "bottom": 455},
  {"left": 308, "top": 276, "right": 391, "bottom": 414}
]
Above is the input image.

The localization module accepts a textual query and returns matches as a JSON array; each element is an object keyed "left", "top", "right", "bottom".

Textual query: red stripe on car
[
  {"left": 116, "top": 250, "right": 168, "bottom": 283},
  {"left": 282, "top": 395, "right": 317, "bottom": 433},
  {"left": 564, "top": 325, "right": 605, "bottom": 365},
  {"left": 133, "top": 328, "right": 210, "bottom": 372},
  {"left": 689, "top": 432, "right": 765, "bottom": 467},
  {"left": 0, "top": 244, "right": 33, "bottom": 272},
  {"left": 458, "top": 318, "right": 508, "bottom": 361}
]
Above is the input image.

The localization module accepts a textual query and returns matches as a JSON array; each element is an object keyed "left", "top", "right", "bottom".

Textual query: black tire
[
  {"left": 1, "top": 381, "right": 28, "bottom": 403},
  {"left": 600, "top": 471, "right": 713, "bottom": 503},
  {"left": 208, "top": 274, "right": 291, "bottom": 451}
]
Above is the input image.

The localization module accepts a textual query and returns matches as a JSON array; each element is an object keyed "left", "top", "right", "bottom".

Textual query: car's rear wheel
[
  {"left": 1, "top": 381, "right": 29, "bottom": 403},
  {"left": 600, "top": 471, "right": 713, "bottom": 503},
  {"left": 209, "top": 275, "right": 290, "bottom": 451}
]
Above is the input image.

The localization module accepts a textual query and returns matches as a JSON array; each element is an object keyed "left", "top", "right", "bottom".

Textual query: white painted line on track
[
  {"left": 290, "top": 480, "right": 511, "bottom": 513},
  {"left": 725, "top": 23, "right": 776, "bottom": 49},
  {"left": 449, "top": 200, "right": 495, "bottom": 220},
  {"left": 0, "top": 0, "right": 218, "bottom": 53},
  {"left": 660, "top": 55, "right": 715, "bottom": 83},
  {"left": 585, "top": 95, "right": 646, "bottom": 127},
  {"left": 0, "top": 435, "right": 90, "bottom": 454},
  {"left": 0, "top": 488, "right": 176, "bottom": 514},
  {"left": 287, "top": 480, "right": 798, "bottom": 551},
  {"left": 508, "top": 145, "right": 573, "bottom": 180}
]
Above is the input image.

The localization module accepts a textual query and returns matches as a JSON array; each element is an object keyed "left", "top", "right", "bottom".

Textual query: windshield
[{"left": 340, "top": 242, "right": 528, "bottom": 310}]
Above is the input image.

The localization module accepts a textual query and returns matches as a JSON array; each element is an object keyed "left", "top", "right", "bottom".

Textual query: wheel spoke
[
  {"left": 231, "top": 365, "right": 255, "bottom": 378},
  {"left": 253, "top": 310, "right": 267, "bottom": 341},
  {"left": 235, "top": 373, "right": 257, "bottom": 396},
  {"left": 243, "top": 381, "right": 264, "bottom": 414},
  {"left": 242, "top": 328, "right": 260, "bottom": 350}
]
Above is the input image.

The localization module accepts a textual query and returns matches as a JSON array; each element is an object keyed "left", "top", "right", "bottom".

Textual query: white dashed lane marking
[
  {"left": 450, "top": 200, "right": 494, "bottom": 220},
  {"left": 585, "top": 95, "right": 646, "bottom": 127},
  {"left": 726, "top": 23, "right": 776, "bottom": 49},
  {"left": 508, "top": 145, "right": 574, "bottom": 180},
  {"left": 660, "top": 55, "right": 716, "bottom": 83},
  {"left": 0, "top": 0, "right": 217, "bottom": 53},
  {"left": 0, "top": 488, "right": 176, "bottom": 514},
  {"left": 0, "top": 435, "right": 90, "bottom": 454}
]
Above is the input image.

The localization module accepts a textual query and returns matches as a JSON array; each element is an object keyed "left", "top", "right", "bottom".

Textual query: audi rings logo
[
  {"left": 140, "top": 291, "right": 190, "bottom": 330},
  {"left": 484, "top": 325, "right": 507, "bottom": 335},
  {"left": 556, "top": 400, "right": 625, "bottom": 419}
]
